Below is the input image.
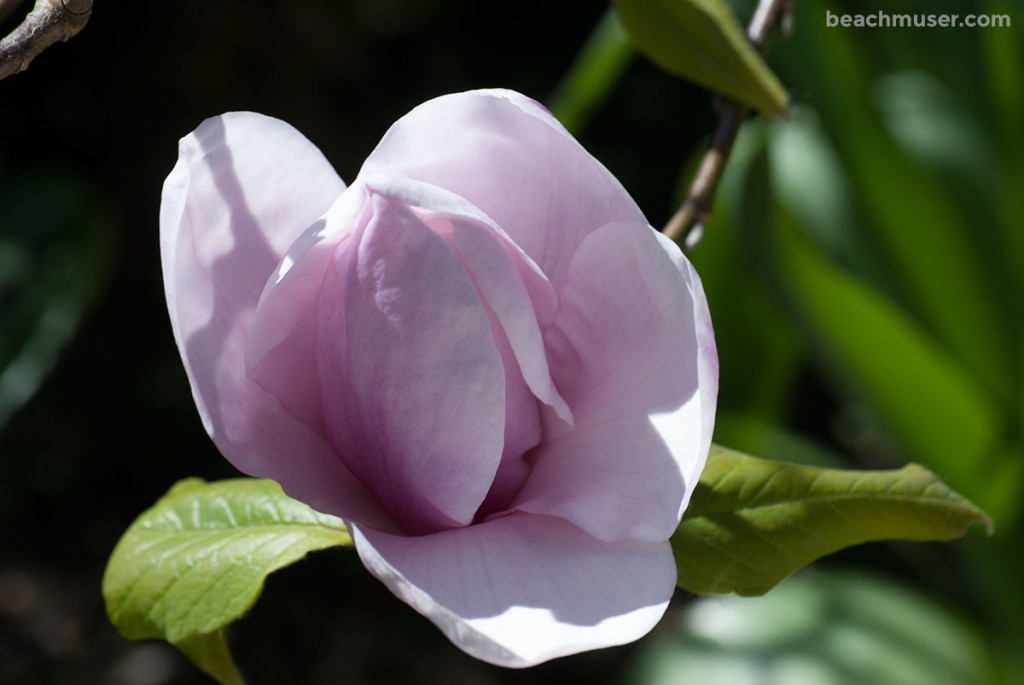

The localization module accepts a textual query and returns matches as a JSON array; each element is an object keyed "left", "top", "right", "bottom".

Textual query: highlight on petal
[
  {"left": 512, "top": 221, "right": 717, "bottom": 542},
  {"left": 359, "top": 90, "right": 647, "bottom": 288},
  {"left": 317, "top": 191, "right": 507, "bottom": 535},
  {"left": 352, "top": 513, "right": 677, "bottom": 668}
]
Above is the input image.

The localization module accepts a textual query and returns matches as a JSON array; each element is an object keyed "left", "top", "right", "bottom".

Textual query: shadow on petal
[{"left": 353, "top": 513, "right": 676, "bottom": 667}]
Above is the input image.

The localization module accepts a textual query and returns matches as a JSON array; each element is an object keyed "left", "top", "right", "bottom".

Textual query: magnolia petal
[
  {"left": 437, "top": 215, "right": 572, "bottom": 423},
  {"left": 512, "top": 222, "right": 717, "bottom": 543},
  {"left": 317, "top": 192, "right": 506, "bottom": 534},
  {"left": 245, "top": 187, "right": 370, "bottom": 431},
  {"left": 359, "top": 90, "right": 646, "bottom": 289},
  {"left": 352, "top": 513, "right": 676, "bottom": 668},
  {"left": 358, "top": 172, "right": 561, "bottom": 330},
  {"left": 159, "top": 112, "right": 389, "bottom": 528},
  {"left": 654, "top": 230, "right": 719, "bottom": 518}
]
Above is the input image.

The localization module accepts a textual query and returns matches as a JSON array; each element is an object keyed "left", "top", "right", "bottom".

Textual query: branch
[
  {"left": 0, "top": 0, "right": 92, "bottom": 81},
  {"left": 663, "top": 0, "right": 790, "bottom": 249}
]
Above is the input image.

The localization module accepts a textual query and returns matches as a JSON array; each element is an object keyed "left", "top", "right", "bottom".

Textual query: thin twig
[
  {"left": 663, "top": 0, "right": 791, "bottom": 249},
  {"left": 0, "top": 0, "right": 92, "bottom": 81}
]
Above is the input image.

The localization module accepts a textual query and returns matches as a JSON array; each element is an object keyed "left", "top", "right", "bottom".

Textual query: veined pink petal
[
  {"left": 160, "top": 112, "right": 390, "bottom": 528},
  {"left": 245, "top": 186, "right": 371, "bottom": 432},
  {"left": 358, "top": 90, "right": 647, "bottom": 289},
  {"left": 431, "top": 214, "right": 572, "bottom": 424},
  {"left": 317, "top": 191, "right": 506, "bottom": 535},
  {"left": 356, "top": 172, "right": 560, "bottom": 330},
  {"left": 351, "top": 513, "right": 676, "bottom": 668},
  {"left": 511, "top": 222, "right": 718, "bottom": 543},
  {"left": 427, "top": 213, "right": 571, "bottom": 514}
]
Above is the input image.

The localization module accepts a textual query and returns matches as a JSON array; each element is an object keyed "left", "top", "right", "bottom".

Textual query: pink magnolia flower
[{"left": 160, "top": 89, "right": 717, "bottom": 667}]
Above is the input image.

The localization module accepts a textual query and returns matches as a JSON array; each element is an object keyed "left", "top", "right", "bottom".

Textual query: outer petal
[
  {"left": 352, "top": 513, "right": 676, "bottom": 668},
  {"left": 358, "top": 90, "right": 647, "bottom": 289},
  {"left": 511, "top": 222, "right": 718, "bottom": 543},
  {"left": 317, "top": 192, "right": 506, "bottom": 535},
  {"left": 160, "top": 112, "right": 388, "bottom": 527}
]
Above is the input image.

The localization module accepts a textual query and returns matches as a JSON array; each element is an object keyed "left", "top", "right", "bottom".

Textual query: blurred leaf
[
  {"left": 0, "top": 169, "right": 116, "bottom": 431},
  {"left": 674, "top": 445, "right": 991, "bottom": 596},
  {"left": 547, "top": 9, "right": 633, "bottom": 134},
  {"left": 766, "top": 106, "right": 856, "bottom": 257},
  {"left": 103, "top": 477, "right": 352, "bottom": 684},
  {"left": 768, "top": 214, "right": 1017, "bottom": 521},
  {"left": 981, "top": 0, "right": 1024, "bottom": 296},
  {"left": 874, "top": 71, "right": 993, "bottom": 179},
  {"left": 628, "top": 570, "right": 997, "bottom": 685},
  {"left": 689, "top": 123, "right": 803, "bottom": 421},
  {"left": 614, "top": 0, "right": 787, "bottom": 114},
  {"left": 776, "top": 0, "right": 1014, "bottom": 408},
  {"left": 713, "top": 414, "right": 847, "bottom": 468}
]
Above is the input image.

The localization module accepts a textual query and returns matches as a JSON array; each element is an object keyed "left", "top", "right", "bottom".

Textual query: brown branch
[
  {"left": 0, "top": 0, "right": 92, "bottom": 81},
  {"left": 663, "top": 0, "right": 791, "bottom": 249}
]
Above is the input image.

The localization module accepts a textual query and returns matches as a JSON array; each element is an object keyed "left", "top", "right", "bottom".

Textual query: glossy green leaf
[
  {"left": 103, "top": 478, "right": 352, "bottom": 685},
  {"left": 613, "top": 0, "right": 787, "bottom": 114},
  {"left": 547, "top": 9, "right": 633, "bottom": 134},
  {"left": 674, "top": 445, "right": 991, "bottom": 596}
]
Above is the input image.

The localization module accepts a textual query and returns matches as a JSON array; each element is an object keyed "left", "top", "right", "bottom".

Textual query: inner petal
[
  {"left": 424, "top": 214, "right": 574, "bottom": 517},
  {"left": 316, "top": 192, "right": 507, "bottom": 535}
]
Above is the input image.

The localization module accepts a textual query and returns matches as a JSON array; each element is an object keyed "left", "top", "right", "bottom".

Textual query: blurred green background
[{"left": 0, "top": 0, "right": 1019, "bottom": 683}]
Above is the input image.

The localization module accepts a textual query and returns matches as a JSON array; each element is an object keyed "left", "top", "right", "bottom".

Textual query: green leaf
[
  {"left": 613, "top": 0, "right": 787, "bottom": 114},
  {"left": 775, "top": 0, "right": 1014, "bottom": 407},
  {"left": 674, "top": 445, "right": 991, "bottom": 596},
  {"left": 768, "top": 216, "right": 1015, "bottom": 522},
  {"left": 689, "top": 123, "right": 804, "bottom": 423},
  {"left": 176, "top": 630, "right": 245, "bottom": 685},
  {"left": 103, "top": 477, "right": 352, "bottom": 684}
]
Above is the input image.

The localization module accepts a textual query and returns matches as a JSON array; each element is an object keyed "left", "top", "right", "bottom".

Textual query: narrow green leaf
[
  {"left": 613, "top": 0, "right": 787, "bottom": 114},
  {"left": 769, "top": 216, "right": 1014, "bottom": 521},
  {"left": 674, "top": 445, "right": 991, "bottom": 596},
  {"left": 776, "top": 0, "right": 1014, "bottom": 407},
  {"left": 103, "top": 478, "right": 352, "bottom": 681},
  {"left": 176, "top": 630, "right": 245, "bottom": 685},
  {"left": 981, "top": 0, "right": 1024, "bottom": 300},
  {"left": 547, "top": 9, "right": 633, "bottom": 134},
  {"left": 689, "top": 123, "right": 804, "bottom": 423}
]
